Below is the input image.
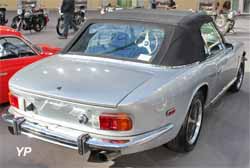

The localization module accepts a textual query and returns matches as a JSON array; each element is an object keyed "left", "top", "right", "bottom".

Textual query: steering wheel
[
  {"left": 135, "top": 31, "right": 158, "bottom": 55},
  {"left": 2, "top": 42, "right": 19, "bottom": 57}
]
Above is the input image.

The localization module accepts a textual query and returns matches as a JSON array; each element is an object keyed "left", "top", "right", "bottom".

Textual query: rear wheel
[
  {"left": 11, "top": 16, "right": 20, "bottom": 29},
  {"left": 33, "top": 22, "right": 42, "bottom": 32},
  {"left": 74, "top": 13, "right": 82, "bottom": 26},
  {"left": 167, "top": 91, "right": 204, "bottom": 152},
  {"left": 38, "top": 16, "right": 46, "bottom": 30},
  {"left": 56, "top": 18, "right": 64, "bottom": 36}
]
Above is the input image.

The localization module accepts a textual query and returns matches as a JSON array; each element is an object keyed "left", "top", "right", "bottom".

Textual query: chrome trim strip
[
  {"left": 87, "top": 124, "right": 174, "bottom": 151},
  {"left": 21, "top": 132, "right": 79, "bottom": 150},
  {"left": 205, "top": 77, "right": 237, "bottom": 109}
]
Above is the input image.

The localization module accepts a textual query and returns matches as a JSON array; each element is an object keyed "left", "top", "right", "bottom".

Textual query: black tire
[
  {"left": 56, "top": 18, "right": 64, "bottom": 36},
  {"left": 11, "top": 16, "right": 19, "bottom": 29},
  {"left": 74, "top": 13, "right": 82, "bottom": 26},
  {"left": 229, "top": 63, "right": 245, "bottom": 92},
  {"left": 38, "top": 16, "right": 46, "bottom": 30},
  {"left": 167, "top": 91, "right": 204, "bottom": 153},
  {"left": 33, "top": 22, "right": 42, "bottom": 32}
]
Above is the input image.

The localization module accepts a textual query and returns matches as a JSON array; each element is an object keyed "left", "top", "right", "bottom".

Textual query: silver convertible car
[{"left": 2, "top": 10, "right": 247, "bottom": 162}]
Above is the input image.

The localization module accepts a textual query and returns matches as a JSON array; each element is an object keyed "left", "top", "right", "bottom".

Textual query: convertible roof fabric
[
  {"left": 64, "top": 10, "right": 214, "bottom": 66},
  {"left": 97, "top": 9, "right": 212, "bottom": 28}
]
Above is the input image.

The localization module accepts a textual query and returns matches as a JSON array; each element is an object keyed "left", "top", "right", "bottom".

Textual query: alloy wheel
[{"left": 186, "top": 99, "right": 203, "bottom": 145}]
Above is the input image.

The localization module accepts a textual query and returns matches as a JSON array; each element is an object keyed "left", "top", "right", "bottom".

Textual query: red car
[{"left": 0, "top": 26, "right": 60, "bottom": 104}]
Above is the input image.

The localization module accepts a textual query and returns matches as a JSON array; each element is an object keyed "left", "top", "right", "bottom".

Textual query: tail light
[
  {"left": 9, "top": 93, "right": 19, "bottom": 109},
  {"left": 99, "top": 113, "right": 132, "bottom": 131}
]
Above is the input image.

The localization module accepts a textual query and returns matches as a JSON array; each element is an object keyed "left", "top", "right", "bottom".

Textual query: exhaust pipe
[{"left": 88, "top": 150, "right": 121, "bottom": 163}]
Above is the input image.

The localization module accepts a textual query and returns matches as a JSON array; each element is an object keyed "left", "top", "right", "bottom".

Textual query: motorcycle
[
  {"left": 215, "top": 11, "right": 239, "bottom": 35},
  {"left": 56, "top": 6, "right": 86, "bottom": 36},
  {"left": 11, "top": 4, "right": 49, "bottom": 32},
  {"left": 31, "top": 7, "right": 49, "bottom": 29},
  {"left": 0, "top": 4, "right": 8, "bottom": 25},
  {"left": 100, "top": 4, "right": 123, "bottom": 15}
]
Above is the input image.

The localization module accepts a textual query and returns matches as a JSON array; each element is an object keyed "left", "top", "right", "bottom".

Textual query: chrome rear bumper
[{"left": 2, "top": 112, "right": 174, "bottom": 157}]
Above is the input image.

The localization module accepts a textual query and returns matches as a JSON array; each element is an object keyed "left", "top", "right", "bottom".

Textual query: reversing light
[
  {"left": 102, "top": 139, "right": 129, "bottom": 144},
  {"left": 99, "top": 113, "right": 132, "bottom": 131},
  {"left": 9, "top": 92, "right": 19, "bottom": 109}
]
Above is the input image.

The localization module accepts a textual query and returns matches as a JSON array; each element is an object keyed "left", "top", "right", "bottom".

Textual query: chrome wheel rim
[
  {"left": 186, "top": 99, "right": 203, "bottom": 145},
  {"left": 236, "top": 67, "right": 243, "bottom": 89}
]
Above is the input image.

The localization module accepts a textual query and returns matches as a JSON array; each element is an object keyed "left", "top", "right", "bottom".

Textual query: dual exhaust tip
[
  {"left": 8, "top": 126, "right": 121, "bottom": 163},
  {"left": 6, "top": 116, "right": 121, "bottom": 163}
]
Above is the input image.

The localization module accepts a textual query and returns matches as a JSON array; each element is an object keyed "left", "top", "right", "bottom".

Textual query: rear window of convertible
[{"left": 68, "top": 23, "right": 167, "bottom": 62}]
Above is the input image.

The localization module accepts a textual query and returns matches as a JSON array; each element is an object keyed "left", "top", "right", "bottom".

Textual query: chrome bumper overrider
[{"left": 2, "top": 112, "right": 174, "bottom": 156}]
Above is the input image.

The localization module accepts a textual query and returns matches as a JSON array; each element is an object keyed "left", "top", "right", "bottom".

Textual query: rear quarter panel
[{"left": 117, "top": 61, "right": 218, "bottom": 138}]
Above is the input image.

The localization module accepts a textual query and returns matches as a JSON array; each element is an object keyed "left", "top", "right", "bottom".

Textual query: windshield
[
  {"left": 24, "top": 37, "right": 42, "bottom": 53},
  {"left": 68, "top": 23, "right": 166, "bottom": 62}
]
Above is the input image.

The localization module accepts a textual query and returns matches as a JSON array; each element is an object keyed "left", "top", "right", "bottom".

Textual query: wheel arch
[{"left": 187, "top": 83, "right": 209, "bottom": 113}]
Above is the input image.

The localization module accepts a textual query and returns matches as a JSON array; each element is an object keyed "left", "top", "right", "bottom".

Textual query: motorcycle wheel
[
  {"left": 11, "top": 16, "right": 20, "bottom": 29},
  {"left": 33, "top": 22, "right": 42, "bottom": 32},
  {"left": 38, "top": 16, "right": 46, "bottom": 30},
  {"left": 74, "top": 13, "right": 82, "bottom": 26},
  {"left": 56, "top": 18, "right": 64, "bottom": 36}
]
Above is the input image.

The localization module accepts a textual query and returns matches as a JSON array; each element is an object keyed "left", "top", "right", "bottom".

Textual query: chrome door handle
[{"left": 0, "top": 72, "right": 8, "bottom": 77}]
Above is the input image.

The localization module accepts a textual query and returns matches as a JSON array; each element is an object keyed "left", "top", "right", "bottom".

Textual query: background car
[{"left": 0, "top": 26, "right": 60, "bottom": 104}]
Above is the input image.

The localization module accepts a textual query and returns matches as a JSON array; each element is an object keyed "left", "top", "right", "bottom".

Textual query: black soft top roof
[
  {"left": 65, "top": 10, "right": 215, "bottom": 66},
  {"left": 96, "top": 9, "right": 212, "bottom": 29}
]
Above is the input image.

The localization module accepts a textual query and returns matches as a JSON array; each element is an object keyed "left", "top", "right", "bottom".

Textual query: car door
[
  {"left": 221, "top": 41, "right": 238, "bottom": 87},
  {"left": 200, "top": 22, "right": 230, "bottom": 96},
  {"left": 0, "top": 37, "right": 41, "bottom": 104}
]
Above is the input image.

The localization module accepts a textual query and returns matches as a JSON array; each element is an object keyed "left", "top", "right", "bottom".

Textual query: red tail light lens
[
  {"left": 99, "top": 113, "right": 132, "bottom": 131},
  {"left": 9, "top": 93, "right": 19, "bottom": 109}
]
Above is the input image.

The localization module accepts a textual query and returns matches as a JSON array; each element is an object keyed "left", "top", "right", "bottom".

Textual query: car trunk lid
[{"left": 10, "top": 55, "right": 153, "bottom": 108}]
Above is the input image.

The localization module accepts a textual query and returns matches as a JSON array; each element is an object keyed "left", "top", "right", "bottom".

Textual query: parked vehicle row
[
  {"left": 2, "top": 2, "right": 86, "bottom": 34},
  {"left": 1, "top": 10, "right": 247, "bottom": 163},
  {"left": 11, "top": 5, "right": 49, "bottom": 32}
]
